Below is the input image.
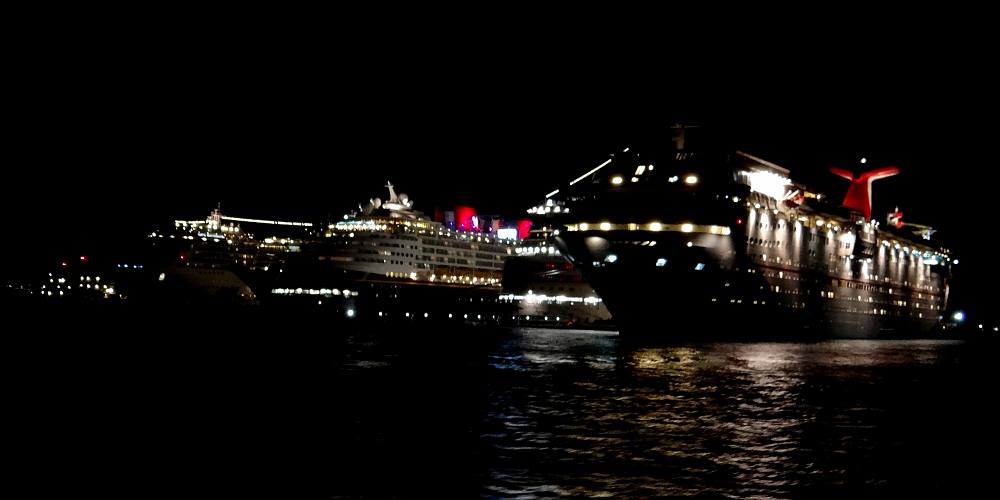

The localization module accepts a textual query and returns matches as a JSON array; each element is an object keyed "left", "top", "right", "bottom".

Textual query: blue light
[
  {"left": 695, "top": 263, "right": 705, "bottom": 271},
  {"left": 346, "top": 308, "right": 356, "bottom": 318},
  {"left": 953, "top": 311, "right": 965, "bottom": 322},
  {"left": 605, "top": 254, "right": 618, "bottom": 263},
  {"left": 655, "top": 258, "right": 667, "bottom": 267}
]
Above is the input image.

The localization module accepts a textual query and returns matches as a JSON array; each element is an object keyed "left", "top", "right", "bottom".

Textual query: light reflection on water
[
  {"left": 481, "top": 328, "right": 992, "bottom": 498},
  {"left": 25, "top": 316, "right": 994, "bottom": 498}
]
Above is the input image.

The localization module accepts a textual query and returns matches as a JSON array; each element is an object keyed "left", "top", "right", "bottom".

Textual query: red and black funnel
[{"left": 830, "top": 166, "right": 899, "bottom": 219}]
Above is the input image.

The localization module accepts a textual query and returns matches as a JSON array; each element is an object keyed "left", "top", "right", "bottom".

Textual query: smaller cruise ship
[{"left": 311, "top": 183, "right": 517, "bottom": 287}]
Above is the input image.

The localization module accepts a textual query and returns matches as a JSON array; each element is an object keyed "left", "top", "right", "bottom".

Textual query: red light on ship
[
  {"left": 61, "top": 261, "right": 68, "bottom": 268},
  {"left": 736, "top": 218, "right": 743, "bottom": 225},
  {"left": 455, "top": 206, "right": 477, "bottom": 232},
  {"left": 517, "top": 219, "right": 533, "bottom": 240},
  {"left": 888, "top": 207, "right": 904, "bottom": 229},
  {"left": 79, "top": 255, "right": 88, "bottom": 263}
]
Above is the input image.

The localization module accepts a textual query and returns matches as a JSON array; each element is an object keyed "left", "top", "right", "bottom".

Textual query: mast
[{"left": 385, "top": 181, "right": 400, "bottom": 204}]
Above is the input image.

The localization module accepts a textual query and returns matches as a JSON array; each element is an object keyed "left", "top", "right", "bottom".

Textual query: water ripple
[{"left": 480, "top": 329, "right": 994, "bottom": 497}]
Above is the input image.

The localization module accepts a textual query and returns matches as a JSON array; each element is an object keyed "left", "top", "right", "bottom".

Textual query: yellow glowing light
[
  {"left": 579, "top": 223, "right": 589, "bottom": 231},
  {"left": 600, "top": 222, "right": 612, "bottom": 231},
  {"left": 611, "top": 176, "right": 623, "bottom": 185},
  {"left": 681, "top": 223, "right": 694, "bottom": 233},
  {"left": 684, "top": 175, "right": 698, "bottom": 185},
  {"left": 649, "top": 222, "right": 662, "bottom": 231}
]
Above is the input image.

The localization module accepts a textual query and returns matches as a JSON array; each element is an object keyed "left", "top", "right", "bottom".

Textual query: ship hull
[{"left": 554, "top": 225, "right": 947, "bottom": 340}]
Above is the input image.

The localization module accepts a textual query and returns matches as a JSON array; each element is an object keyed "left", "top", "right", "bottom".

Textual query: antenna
[
  {"left": 385, "top": 181, "right": 399, "bottom": 203},
  {"left": 671, "top": 123, "right": 700, "bottom": 151}
]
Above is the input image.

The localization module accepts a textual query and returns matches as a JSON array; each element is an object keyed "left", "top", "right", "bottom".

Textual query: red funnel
[{"left": 830, "top": 166, "right": 899, "bottom": 219}]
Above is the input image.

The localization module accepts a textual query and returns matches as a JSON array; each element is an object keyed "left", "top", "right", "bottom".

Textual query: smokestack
[
  {"left": 455, "top": 206, "right": 477, "bottom": 232},
  {"left": 517, "top": 219, "right": 533, "bottom": 240}
]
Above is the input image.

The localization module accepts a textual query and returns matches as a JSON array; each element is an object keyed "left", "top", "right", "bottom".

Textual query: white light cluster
[
  {"left": 500, "top": 293, "right": 603, "bottom": 304},
  {"left": 271, "top": 288, "right": 358, "bottom": 297},
  {"left": 334, "top": 220, "right": 388, "bottom": 231},
  {"left": 744, "top": 170, "right": 791, "bottom": 200},
  {"left": 569, "top": 222, "right": 730, "bottom": 235}
]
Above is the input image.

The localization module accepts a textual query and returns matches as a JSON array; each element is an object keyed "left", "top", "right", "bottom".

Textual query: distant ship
[
  {"left": 537, "top": 126, "right": 955, "bottom": 338},
  {"left": 150, "top": 205, "right": 313, "bottom": 303},
  {"left": 267, "top": 182, "right": 522, "bottom": 321},
  {"left": 298, "top": 182, "right": 517, "bottom": 287}
]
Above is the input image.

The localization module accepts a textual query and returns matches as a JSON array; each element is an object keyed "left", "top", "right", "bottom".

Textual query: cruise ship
[
  {"left": 149, "top": 206, "right": 314, "bottom": 303},
  {"left": 302, "top": 182, "right": 517, "bottom": 287},
  {"left": 262, "top": 183, "right": 517, "bottom": 304},
  {"left": 538, "top": 127, "right": 955, "bottom": 338},
  {"left": 255, "top": 183, "right": 521, "bottom": 321}
]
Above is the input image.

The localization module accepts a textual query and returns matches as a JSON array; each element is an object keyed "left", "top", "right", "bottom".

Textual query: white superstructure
[{"left": 319, "top": 183, "right": 518, "bottom": 286}]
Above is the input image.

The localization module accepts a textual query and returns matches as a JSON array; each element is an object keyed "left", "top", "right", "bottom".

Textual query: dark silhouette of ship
[{"left": 535, "top": 125, "right": 954, "bottom": 338}]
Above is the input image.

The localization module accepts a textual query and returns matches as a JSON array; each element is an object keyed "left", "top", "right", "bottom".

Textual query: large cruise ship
[{"left": 538, "top": 127, "right": 955, "bottom": 338}]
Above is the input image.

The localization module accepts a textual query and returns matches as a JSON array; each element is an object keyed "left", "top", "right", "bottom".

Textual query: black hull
[
  {"left": 555, "top": 229, "right": 947, "bottom": 340},
  {"left": 581, "top": 268, "right": 941, "bottom": 340}
]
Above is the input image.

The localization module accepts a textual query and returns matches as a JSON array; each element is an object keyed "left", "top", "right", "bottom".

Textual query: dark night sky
[{"left": 5, "top": 20, "right": 997, "bottom": 316}]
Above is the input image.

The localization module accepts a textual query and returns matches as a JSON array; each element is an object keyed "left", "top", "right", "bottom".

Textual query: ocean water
[
  {"left": 8, "top": 315, "right": 998, "bottom": 498},
  {"left": 479, "top": 330, "right": 996, "bottom": 498}
]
